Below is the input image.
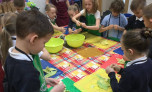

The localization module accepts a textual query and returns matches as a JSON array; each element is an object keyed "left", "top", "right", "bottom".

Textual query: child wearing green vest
[
  {"left": 4, "top": 10, "right": 65, "bottom": 92},
  {"left": 72, "top": 0, "right": 101, "bottom": 36},
  {"left": 45, "top": 4, "right": 66, "bottom": 33}
]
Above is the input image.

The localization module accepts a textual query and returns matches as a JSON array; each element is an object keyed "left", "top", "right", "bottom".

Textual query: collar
[
  {"left": 47, "top": 15, "right": 56, "bottom": 22},
  {"left": 136, "top": 17, "right": 143, "bottom": 21},
  {"left": 9, "top": 47, "right": 33, "bottom": 61},
  {"left": 126, "top": 56, "right": 147, "bottom": 67},
  {"left": 11, "top": 36, "right": 16, "bottom": 40}
]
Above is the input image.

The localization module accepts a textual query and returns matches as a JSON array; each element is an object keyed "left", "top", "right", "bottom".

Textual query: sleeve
[
  {"left": 38, "top": 51, "right": 43, "bottom": 57},
  {"left": 101, "top": 15, "right": 109, "bottom": 27},
  {"left": 125, "top": 16, "right": 134, "bottom": 30},
  {"left": 80, "top": 9, "right": 85, "bottom": 15},
  {"left": 108, "top": 71, "right": 134, "bottom": 92},
  {"left": 13, "top": 64, "right": 40, "bottom": 92},
  {"left": 68, "top": 18, "right": 74, "bottom": 29},
  {"left": 121, "top": 14, "right": 128, "bottom": 27},
  {"left": 94, "top": 10, "right": 101, "bottom": 19}
]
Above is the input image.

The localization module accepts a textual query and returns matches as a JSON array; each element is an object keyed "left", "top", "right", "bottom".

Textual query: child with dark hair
[
  {"left": 99, "top": 0, "right": 127, "bottom": 41},
  {"left": 106, "top": 29, "right": 152, "bottom": 92},
  {"left": 125, "top": 0, "right": 146, "bottom": 30},
  {"left": 3, "top": 10, "right": 65, "bottom": 92},
  {"left": 13, "top": 0, "right": 25, "bottom": 13},
  {"left": 143, "top": 3, "right": 152, "bottom": 60}
]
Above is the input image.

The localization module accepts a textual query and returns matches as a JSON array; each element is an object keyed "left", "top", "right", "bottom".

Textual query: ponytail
[{"left": 0, "top": 28, "right": 12, "bottom": 66}]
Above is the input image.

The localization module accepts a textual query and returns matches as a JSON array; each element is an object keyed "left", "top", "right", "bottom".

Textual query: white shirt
[
  {"left": 80, "top": 9, "right": 101, "bottom": 19},
  {"left": 136, "top": 17, "right": 143, "bottom": 21},
  {"left": 126, "top": 56, "right": 147, "bottom": 67}
]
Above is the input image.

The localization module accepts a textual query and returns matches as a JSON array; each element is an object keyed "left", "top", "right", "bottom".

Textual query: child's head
[
  {"left": 45, "top": 4, "right": 57, "bottom": 20},
  {"left": 68, "top": 4, "right": 79, "bottom": 18},
  {"left": 131, "top": 0, "right": 146, "bottom": 18},
  {"left": 109, "top": 0, "right": 124, "bottom": 17},
  {"left": 14, "top": 0, "right": 25, "bottom": 13},
  {"left": 0, "top": 13, "right": 17, "bottom": 65},
  {"left": 121, "top": 29, "right": 151, "bottom": 60},
  {"left": 143, "top": 3, "right": 152, "bottom": 29},
  {"left": 84, "top": 0, "right": 98, "bottom": 13},
  {"left": 16, "top": 10, "right": 54, "bottom": 54}
]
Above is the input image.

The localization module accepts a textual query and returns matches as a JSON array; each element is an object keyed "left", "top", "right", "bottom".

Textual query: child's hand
[
  {"left": 73, "top": 30, "right": 78, "bottom": 34},
  {"left": 108, "top": 25, "right": 114, "bottom": 30},
  {"left": 68, "top": 28, "right": 73, "bottom": 34},
  {"left": 45, "top": 78, "right": 59, "bottom": 86},
  {"left": 106, "top": 66, "right": 115, "bottom": 74},
  {"left": 76, "top": 21, "right": 81, "bottom": 26},
  {"left": 81, "top": 23, "right": 87, "bottom": 28},
  {"left": 60, "top": 27, "right": 66, "bottom": 33},
  {"left": 110, "top": 64, "right": 121, "bottom": 72},
  {"left": 114, "top": 25, "right": 119, "bottom": 30},
  {"left": 50, "top": 82, "right": 65, "bottom": 92}
]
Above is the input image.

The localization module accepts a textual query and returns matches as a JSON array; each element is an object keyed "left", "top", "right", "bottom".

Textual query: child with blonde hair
[{"left": 72, "top": 0, "right": 101, "bottom": 36}]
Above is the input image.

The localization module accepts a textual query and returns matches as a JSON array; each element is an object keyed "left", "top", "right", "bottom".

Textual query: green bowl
[
  {"left": 45, "top": 38, "right": 64, "bottom": 53},
  {"left": 65, "top": 34, "right": 85, "bottom": 48}
]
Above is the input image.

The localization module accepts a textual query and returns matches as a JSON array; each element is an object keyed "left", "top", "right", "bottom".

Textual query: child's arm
[
  {"left": 81, "top": 19, "right": 100, "bottom": 30},
  {"left": 40, "top": 48, "right": 51, "bottom": 61},
  {"left": 46, "top": 0, "right": 50, "bottom": 4},
  {"left": 68, "top": 28, "right": 73, "bottom": 34},
  {"left": 73, "top": 28, "right": 82, "bottom": 34},
  {"left": 51, "top": 23, "right": 65, "bottom": 33},
  {"left": 50, "top": 82, "right": 65, "bottom": 92},
  {"left": 114, "top": 25, "right": 125, "bottom": 31},
  {"left": 72, "top": 13, "right": 82, "bottom": 26},
  {"left": 99, "top": 25, "right": 114, "bottom": 33},
  {"left": 66, "top": 0, "right": 70, "bottom": 8}
]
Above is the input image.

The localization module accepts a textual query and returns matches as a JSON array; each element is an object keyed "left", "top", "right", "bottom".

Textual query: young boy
[
  {"left": 99, "top": 0, "right": 128, "bottom": 41},
  {"left": 3, "top": 10, "right": 65, "bottom": 92},
  {"left": 13, "top": 0, "right": 25, "bottom": 13},
  {"left": 125, "top": 0, "right": 146, "bottom": 30}
]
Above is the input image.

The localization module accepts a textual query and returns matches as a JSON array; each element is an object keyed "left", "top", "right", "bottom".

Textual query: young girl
[
  {"left": 99, "top": 0, "right": 127, "bottom": 41},
  {"left": 125, "top": 0, "right": 146, "bottom": 30},
  {"left": 45, "top": 4, "right": 65, "bottom": 33},
  {"left": 0, "top": 13, "right": 4, "bottom": 92},
  {"left": 68, "top": 3, "right": 86, "bottom": 34},
  {"left": 46, "top": 0, "right": 70, "bottom": 27},
  {"left": 143, "top": 3, "right": 152, "bottom": 60},
  {"left": 106, "top": 29, "right": 152, "bottom": 92},
  {"left": 72, "top": 0, "right": 101, "bottom": 36}
]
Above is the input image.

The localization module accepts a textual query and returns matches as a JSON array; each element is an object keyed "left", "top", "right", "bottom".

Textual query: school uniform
[
  {"left": 3, "top": 47, "right": 48, "bottom": 92},
  {"left": 80, "top": 9, "right": 101, "bottom": 36},
  {"left": 101, "top": 14, "right": 128, "bottom": 40},
  {"left": 108, "top": 56, "right": 152, "bottom": 92},
  {"left": 125, "top": 15, "right": 145, "bottom": 30}
]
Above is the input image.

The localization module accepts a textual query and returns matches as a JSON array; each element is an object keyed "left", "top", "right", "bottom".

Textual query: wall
[
  {"left": 26, "top": 0, "right": 46, "bottom": 14},
  {"left": 101, "top": 0, "right": 114, "bottom": 14}
]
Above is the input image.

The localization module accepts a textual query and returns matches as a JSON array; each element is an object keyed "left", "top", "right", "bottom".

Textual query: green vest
[
  {"left": 86, "top": 13, "right": 101, "bottom": 36},
  {"left": 32, "top": 55, "right": 48, "bottom": 92}
]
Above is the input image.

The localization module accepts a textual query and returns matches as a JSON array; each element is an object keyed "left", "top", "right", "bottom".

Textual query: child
[
  {"left": 125, "top": 0, "right": 146, "bottom": 30},
  {"left": 72, "top": 0, "right": 101, "bottom": 36},
  {"left": 3, "top": 10, "right": 65, "bottom": 92},
  {"left": 106, "top": 29, "right": 152, "bottom": 92},
  {"left": 143, "top": 3, "right": 152, "bottom": 60},
  {"left": 45, "top": 4, "right": 65, "bottom": 33},
  {"left": 13, "top": 0, "right": 25, "bottom": 13},
  {"left": 46, "top": 0, "right": 70, "bottom": 27},
  {"left": 0, "top": 13, "right": 4, "bottom": 92},
  {"left": 99, "top": 0, "right": 128, "bottom": 41},
  {"left": 68, "top": 4, "right": 86, "bottom": 34}
]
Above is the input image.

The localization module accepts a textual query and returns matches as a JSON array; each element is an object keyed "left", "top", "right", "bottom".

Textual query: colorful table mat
[
  {"left": 48, "top": 78, "right": 81, "bottom": 92},
  {"left": 41, "top": 60, "right": 63, "bottom": 78},
  {"left": 113, "top": 47, "right": 124, "bottom": 55},
  {"left": 74, "top": 69, "right": 116, "bottom": 92}
]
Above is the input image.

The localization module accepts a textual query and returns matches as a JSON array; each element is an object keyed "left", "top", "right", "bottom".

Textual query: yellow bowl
[
  {"left": 45, "top": 38, "right": 64, "bottom": 53},
  {"left": 65, "top": 34, "right": 85, "bottom": 48}
]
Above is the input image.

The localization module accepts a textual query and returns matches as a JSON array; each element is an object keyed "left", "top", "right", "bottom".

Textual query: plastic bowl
[
  {"left": 45, "top": 38, "right": 64, "bottom": 53},
  {"left": 65, "top": 34, "right": 85, "bottom": 48}
]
